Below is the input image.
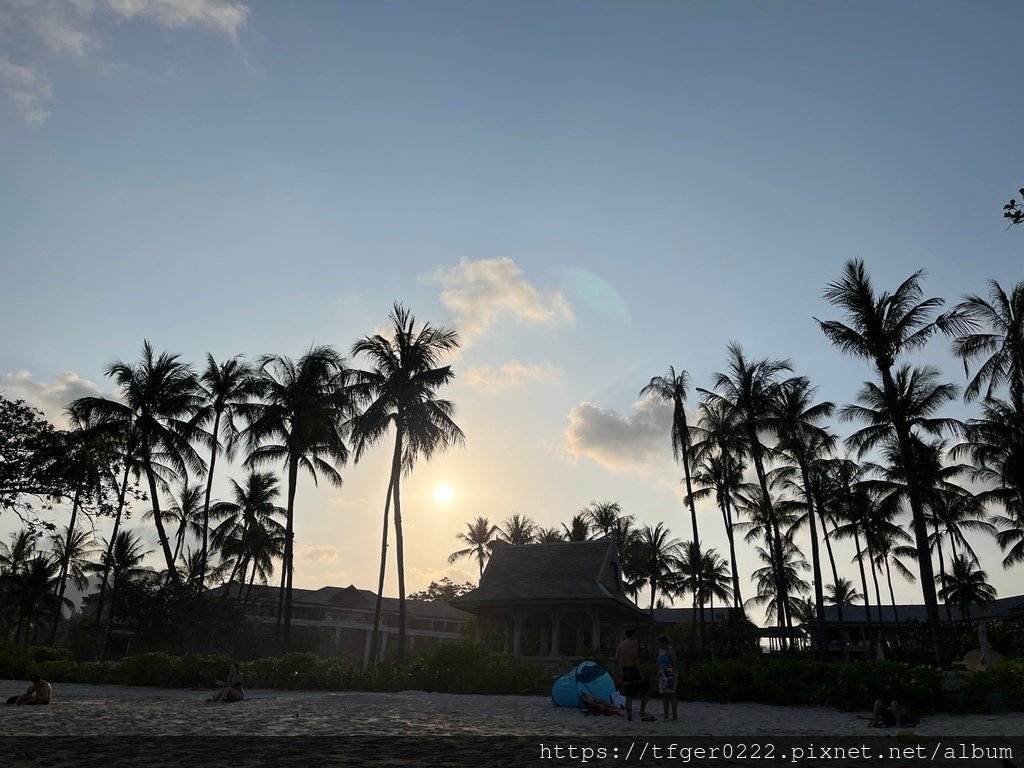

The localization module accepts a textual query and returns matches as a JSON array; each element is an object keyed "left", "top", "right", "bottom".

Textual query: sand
[{"left": 1, "top": 680, "right": 1021, "bottom": 765}]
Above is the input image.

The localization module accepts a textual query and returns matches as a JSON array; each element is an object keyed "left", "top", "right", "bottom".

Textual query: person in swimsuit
[
  {"left": 614, "top": 629, "right": 653, "bottom": 721},
  {"left": 656, "top": 635, "right": 678, "bottom": 721},
  {"left": 209, "top": 663, "right": 244, "bottom": 703},
  {"left": 871, "top": 698, "right": 918, "bottom": 727},
  {"left": 6, "top": 675, "right": 51, "bottom": 705}
]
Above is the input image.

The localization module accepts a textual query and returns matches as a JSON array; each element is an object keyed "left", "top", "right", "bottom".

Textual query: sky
[{"left": 1, "top": 0, "right": 1022, "bottom": 617}]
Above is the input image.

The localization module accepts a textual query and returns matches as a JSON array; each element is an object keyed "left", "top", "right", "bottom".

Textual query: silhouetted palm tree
[
  {"left": 448, "top": 517, "right": 499, "bottom": 579},
  {"left": 86, "top": 530, "right": 152, "bottom": 658},
  {"left": 561, "top": 514, "right": 590, "bottom": 542},
  {"left": 641, "top": 366, "right": 706, "bottom": 647},
  {"left": 48, "top": 524, "right": 95, "bottom": 640},
  {"left": 243, "top": 346, "right": 353, "bottom": 648},
  {"left": 145, "top": 483, "right": 204, "bottom": 565},
  {"left": 535, "top": 527, "right": 564, "bottom": 543},
  {"left": 818, "top": 259, "right": 949, "bottom": 664},
  {"left": 582, "top": 501, "right": 627, "bottom": 538},
  {"left": 825, "top": 577, "right": 863, "bottom": 606},
  {"left": 766, "top": 376, "right": 835, "bottom": 657},
  {"left": 71, "top": 342, "right": 204, "bottom": 588},
  {"left": 192, "top": 354, "right": 259, "bottom": 585},
  {"left": 8, "top": 556, "right": 68, "bottom": 644},
  {"left": 497, "top": 513, "right": 537, "bottom": 545},
  {"left": 937, "top": 554, "right": 997, "bottom": 621},
  {"left": 349, "top": 304, "right": 464, "bottom": 662},
  {"left": 704, "top": 344, "right": 794, "bottom": 643}
]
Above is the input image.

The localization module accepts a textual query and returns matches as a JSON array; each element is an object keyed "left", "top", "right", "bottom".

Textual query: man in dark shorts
[{"left": 614, "top": 629, "right": 653, "bottom": 721}]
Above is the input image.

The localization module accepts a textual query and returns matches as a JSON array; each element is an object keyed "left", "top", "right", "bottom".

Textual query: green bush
[{"left": 0, "top": 646, "right": 74, "bottom": 679}]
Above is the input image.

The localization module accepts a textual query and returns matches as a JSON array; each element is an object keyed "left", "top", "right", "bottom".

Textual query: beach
[{"left": 1, "top": 681, "right": 1021, "bottom": 765}]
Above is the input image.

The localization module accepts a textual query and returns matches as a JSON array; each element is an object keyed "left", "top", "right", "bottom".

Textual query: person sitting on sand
[
  {"left": 872, "top": 698, "right": 918, "bottom": 727},
  {"left": 5, "top": 675, "right": 52, "bottom": 706},
  {"left": 209, "top": 663, "right": 244, "bottom": 703},
  {"left": 614, "top": 629, "right": 653, "bottom": 722},
  {"left": 656, "top": 635, "right": 678, "bottom": 721}
]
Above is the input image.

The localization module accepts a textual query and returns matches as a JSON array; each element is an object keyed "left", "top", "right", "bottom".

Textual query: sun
[{"left": 433, "top": 484, "right": 454, "bottom": 504}]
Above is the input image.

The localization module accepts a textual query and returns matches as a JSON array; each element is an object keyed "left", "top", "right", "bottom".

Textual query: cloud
[
  {"left": 562, "top": 398, "right": 674, "bottom": 475},
  {"left": 0, "top": 0, "right": 249, "bottom": 124},
  {"left": 460, "top": 361, "right": 562, "bottom": 393},
  {"left": 0, "top": 56, "right": 53, "bottom": 126},
  {"left": 429, "top": 258, "right": 572, "bottom": 346},
  {"left": 0, "top": 369, "right": 107, "bottom": 425}
]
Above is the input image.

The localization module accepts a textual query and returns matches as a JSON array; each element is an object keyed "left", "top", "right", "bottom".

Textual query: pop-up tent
[{"left": 551, "top": 660, "right": 616, "bottom": 708}]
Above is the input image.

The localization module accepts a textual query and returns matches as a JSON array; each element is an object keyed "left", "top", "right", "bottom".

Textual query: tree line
[{"left": 0, "top": 304, "right": 463, "bottom": 661}]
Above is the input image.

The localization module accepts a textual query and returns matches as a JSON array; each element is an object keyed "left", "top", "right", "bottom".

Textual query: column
[
  {"left": 362, "top": 629, "right": 372, "bottom": 669},
  {"left": 512, "top": 609, "right": 522, "bottom": 657},
  {"left": 589, "top": 609, "right": 600, "bottom": 650},
  {"left": 550, "top": 609, "right": 562, "bottom": 658}
]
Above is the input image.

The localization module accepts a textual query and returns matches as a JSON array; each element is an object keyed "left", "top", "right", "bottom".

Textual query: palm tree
[
  {"left": 695, "top": 548, "right": 734, "bottom": 616},
  {"left": 561, "top": 514, "right": 590, "bottom": 542},
  {"left": 146, "top": 484, "right": 204, "bottom": 565},
  {"left": 70, "top": 341, "right": 204, "bottom": 588},
  {"left": 243, "top": 345, "right": 353, "bottom": 649},
  {"left": 640, "top": 367, "right": 706, "bottom": 648},
  {"left": 581, "top": 501, "right": 618, "bottom": 536},
  {"left": 818, "top": 259, "right": 949, "bottom": 664},
  {"left": 766, "top": 376, "right": 835, "bottom": 657},
  {"left": 825, "top": 578, "right": 863, "bottom": 606},
  {"left": 8, "top": 556, "right": 68, "bottom": 644},
  {"left": 48, "top": 524, "right": 95, "bottom": 640},
  {"left": 703, "top": 344, "right": 794, "bottom": 644},
  {"left": 210, "top": 471, "right": 287, "bottom": 596},
  {"left": 937, "top": 554, "right": 997, "bottom": 621},
  {"left": 691, "top": 397, "right": 747, "bottom": 610},
  {"left": 497, "top": 513, "right": 537, "bottom": 545},
  {"left": 192, "top": 354, "right": 259, "bottom": 585},
  {"left": 0, "top": 528, "right": 38, "bottom": 575},
  {"left": 940, "top": 280, "right": 1024, "bottom": 417},
  {"left": 86, "top": 530, "right": 152, "bottom": 658},
  {"left": 747, "top": 541, "right": 810, "bottom": 627},
  {"left": 349, "top": 304, "right": 464, "bottom": 662},
  {"left": 448, "top": 517, "right": 499, "bottom": 580}
]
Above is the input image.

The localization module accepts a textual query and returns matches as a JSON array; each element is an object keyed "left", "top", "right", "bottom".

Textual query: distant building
[
  {"left": 817, "top": 594, "right": 1024, "bottom": 655},
  {"left": 452, "top": 539, "right": 651, "bottom": 659},
  {"left": 212, "top": 583, "right": 469, "bottom": 666}
]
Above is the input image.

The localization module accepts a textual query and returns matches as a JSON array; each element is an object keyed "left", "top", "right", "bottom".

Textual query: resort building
[
  {"left": 212, "top": 583, "right": 470, "bottom": 666},
  {"left": 452, "top": 539, "right": 652, "bottom": 660}
]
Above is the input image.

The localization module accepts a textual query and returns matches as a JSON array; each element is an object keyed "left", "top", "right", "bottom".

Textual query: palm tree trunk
[
  {"left": 51, "top": 483, "right": 82, "bottom": 644},
  {"left": 748, "top": 437, "right": 790, "bottom": 650},
  {"left": 865, "top": 541, "right": 886, "bottom": 644},
  {"left": 143, "top": 442, "right": 181, "bottom": 589},
  {"left": 281, "top": 455, "right": 299, "bottom": 651},
  {"left": 241, "top": 559, "right": 257, "bottom": 612},
  {"left": 879, "top": 366, "right": 945, "bottom": 665},
  {"left": 200, "top": 409, "right": 222, "bottom": 587},
  {"left": 798, "top": 458, "right": 827, "bottom": 659},
  {"left": 680, "top": 446, "right": 707, "bottom": 654},
  {"left": 96, "top": 460, "right": 132, "bottom": 625},
  {"left": 392, "top": 424, "right": 408, "bottom": 663},
  {"left": 883, "top": 557, "right": 901, "bottom": 628},
  {"left": 934, "top": 522, "right": 953, "bottom": 622},
  {"left": 853, "top": 526, "right": 874, "bottom": 646},
  {"left": 369, "top": 465, "right": 397, "bottom": 666},
  {"left": 817, "top": 505, "right": 845, "bottom": 660},
  {"left": 721, "top": 496, "right": 743, "bottom": 609}
]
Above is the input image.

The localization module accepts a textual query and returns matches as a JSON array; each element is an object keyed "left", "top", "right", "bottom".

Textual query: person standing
[
  {"left": 656, "top": 635, "right": 678, "bottom": 721},
  {"left": 614, "top": 629, "right": 653, "bottom": 721}
]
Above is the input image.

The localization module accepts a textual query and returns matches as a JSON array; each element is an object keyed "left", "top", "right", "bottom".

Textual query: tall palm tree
[
  {"left": 448, "top": 517, "right": 499, "bottom": 580},
  {"left": 640, "top": 367, "right": 706, "bottom": 648},
  {"left": 70, "top": 341, "right": 204, "bottom": 588},
  {"left": 747, "top": 541, "right": 810, "bottom": 627},
  {"left": 818, "top": 259, "right": 948, "bottom": 664},
  {"left": 243, "top": 345, "right": 353, "bottom": 648},
  {"left": 766, "top": 376, "right": 835, "bottom": 657},
  {"left": 704, "top": 345, "right": 794, "bottom": 642},
  {"left": 48, "top": 524, "right": 95, "bottom": 640},
  {"left": 691, "top": 397, "right": 747, "bottom": 610},
  {"left": 349, "top": 304, "right": 464, "bottom": 662},
  {"left": 937, "top": 554, "right": 997, "bottom": 621},
  {"left": 145, "top": 483, "right": 204, "bottom": 565},
  {"left": 192, "top": 354, "right": 259, "bottom": 585}
]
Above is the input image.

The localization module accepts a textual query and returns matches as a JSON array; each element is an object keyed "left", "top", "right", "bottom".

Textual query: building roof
[
  {"left": 451, "top": 539, "right": 644, "bottom": 616},
  {"left": 209, "top": 583, "right": 468, "bottom": 621},
  {"left": 652, "top": 607, "right": 736, "bottom": 625},
  {"left": 821, "top": 593, "right": 1024, "bottom": 625}
]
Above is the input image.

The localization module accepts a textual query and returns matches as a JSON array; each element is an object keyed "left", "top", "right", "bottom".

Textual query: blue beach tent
[{"left": 551, "top": 660, "right": 616, "bottom": 708}]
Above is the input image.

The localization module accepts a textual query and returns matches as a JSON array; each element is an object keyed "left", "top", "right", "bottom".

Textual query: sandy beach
[{"left": 1, "top": 680, "right": 1021, "bottom": 765}]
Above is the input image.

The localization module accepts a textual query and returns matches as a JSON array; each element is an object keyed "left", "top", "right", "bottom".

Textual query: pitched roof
[
  {"left": 653, "top": 607, "right": 736, "bottom": 625},
  {"left": 208, "top": 583, "right": 468, "bottom": 620},
  {"left": 451, "top": 539, "right": 640, "bottom": 613},
  {"left": 821, "top": 593, "right": 1024, "bottom": 625}
]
